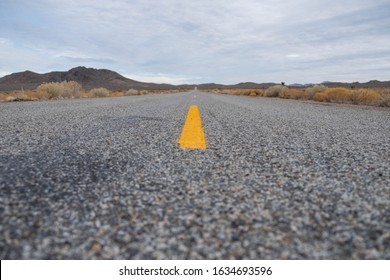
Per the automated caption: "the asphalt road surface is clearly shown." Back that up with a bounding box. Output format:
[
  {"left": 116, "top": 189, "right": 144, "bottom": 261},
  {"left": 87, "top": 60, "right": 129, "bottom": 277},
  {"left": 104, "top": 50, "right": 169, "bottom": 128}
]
[{"left": 1, "top": 91, "right": 389, "bottom": 259}]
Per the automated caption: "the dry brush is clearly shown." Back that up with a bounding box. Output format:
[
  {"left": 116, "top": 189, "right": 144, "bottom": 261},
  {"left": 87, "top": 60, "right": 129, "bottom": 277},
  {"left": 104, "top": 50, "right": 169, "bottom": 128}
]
[{"left": 207, "top": 85, "right": 390, "bottom": 107}]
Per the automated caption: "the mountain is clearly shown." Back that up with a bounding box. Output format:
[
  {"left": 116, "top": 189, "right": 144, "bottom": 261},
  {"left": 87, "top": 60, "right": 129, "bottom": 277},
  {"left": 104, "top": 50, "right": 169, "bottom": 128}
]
[
  {"left": 196, "top": 82, "right": 278, "bottom": 90},
  {"left": 0, "top": 67, "right": 280, "bottom": 91},
  {"left": 228, "top": 82, "right": 278, "bottom": 89},
  {"left": 322, "top": 80, "right": 390, "bottom": 88},
  {"left": 288, "top": 83, "right": 314, "bottom": 87},
  {"left": 0, "top": 67, "right": 177, "bottom": 91},
  {"left": 1, "top": 66, "right": 390, "bottom": 91}
]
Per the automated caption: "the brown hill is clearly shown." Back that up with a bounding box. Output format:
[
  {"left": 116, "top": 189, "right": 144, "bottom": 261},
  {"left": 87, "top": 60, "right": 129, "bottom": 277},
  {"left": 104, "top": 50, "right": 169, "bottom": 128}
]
[{"left": 0, "top": 66, "right": 177, "bottom": 91}]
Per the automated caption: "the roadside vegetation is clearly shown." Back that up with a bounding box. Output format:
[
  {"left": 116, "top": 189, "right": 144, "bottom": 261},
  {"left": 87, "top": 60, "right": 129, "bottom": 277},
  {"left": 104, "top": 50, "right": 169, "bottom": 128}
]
[
  {"left": 0, "top": 81, "right": 181, "bottom": 102},
  {"left": 207, "top": 85, "right": 390, "bottom": 107},
  {"left": 1, "top": 81, "right": 389, "bottom": 107}
]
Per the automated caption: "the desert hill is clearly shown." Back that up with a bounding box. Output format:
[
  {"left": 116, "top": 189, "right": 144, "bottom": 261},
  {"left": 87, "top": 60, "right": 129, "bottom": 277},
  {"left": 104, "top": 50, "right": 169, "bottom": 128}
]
[{"left": 0, "top": 67, "right": 176, "bottom": 91}]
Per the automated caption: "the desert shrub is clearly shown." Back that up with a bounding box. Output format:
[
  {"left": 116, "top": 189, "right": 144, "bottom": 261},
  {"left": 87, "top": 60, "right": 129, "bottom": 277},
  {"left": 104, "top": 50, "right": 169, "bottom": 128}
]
[
  {"left": 279, "top": 88, "right": 309, "bottom": 99},
  {"left": 238, "top": 89, "right": 251, "bottom": 96},
  {"left": 312, "top": 88, "right": 386, "bottom": 106},
  {"left": 313, "top": 88, "right": 351, "bottom": 103},
  {"left": 278, "top": 89, "right": 290, "bottom": 99},
  {"left": 126, "top": 89, "right": 139, "bottom": 96},
  {"left": 350, "top": 89, "right": 381, "bottom": 105},
  {"left": 313, "top": 91, "right": 329, "bottom": 102},
  {"left": 29, "top": 90, "right": 49, "bottom": 100},
  {"left": 37, "top": 82, "right": 63, "bottom": 99},
  {"left": 61, "top": 81, "right": 82, "bottom": 98},
  {"left": 225, "top": 90, "right": 235, "bottom": 95},
  {"left": 380, "top": 88, "right": 390, "bottom": 95},
  {"left": 249, "top": 89, "right": 257, "bottom": 96},
  {"left": 14, "top": 91, "right": 31, "bottom": 101},
  {"left": 216, "top": 89, "right": 262, "bottom": 96},
  {"left": 305, "top": 85, "right": 328, "bottom": 98},
  {"left": 324, "top": 87, "right": 352, "bottom": 103},
  {"left": 378, "top": 95, "right": 390, "bottom": 107},
  {"left": 0, "top": 90, "right": 46, "bottom": 102},
  {"left": 0, "top": 92, "right": 18, "bottom": 102},
  {"left": 90, "top": 87, "right": 110, "bottom": 97},
  {"left": 2, "top": 91, "right": 28, "bottom": 101},
  {"left": 37, "top": 81, "right": 82, "bottom": 99},
  {"left": 252, "top": 89, "right": 264, "bottom": 96},
  {"left": 265, "top": 85, "right": 288, "bottom": 97},
  {"left": 242, "top": 89, "right": 263, "bottom": 96}
]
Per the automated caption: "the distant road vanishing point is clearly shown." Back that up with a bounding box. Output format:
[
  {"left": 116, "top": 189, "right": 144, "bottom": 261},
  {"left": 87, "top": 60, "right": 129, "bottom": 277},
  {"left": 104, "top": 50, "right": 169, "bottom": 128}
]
[{"left": 1, "top": 90, "right": 389, "bottom": 259}]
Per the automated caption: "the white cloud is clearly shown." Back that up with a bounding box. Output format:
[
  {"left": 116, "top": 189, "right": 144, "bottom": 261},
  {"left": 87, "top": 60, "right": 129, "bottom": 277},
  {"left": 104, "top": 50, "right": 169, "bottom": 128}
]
[
  {"left": 0, "top": 37, "right": 12, "bottom": 46},
  {"left": 0, "top": 71, "right": 11, "bottom": 78},
  {"left": 286, "top": 54, "right": 301, "bottom": 59},
  {"left": 1, "top": 0, "right": 390, "bottom": 84}
]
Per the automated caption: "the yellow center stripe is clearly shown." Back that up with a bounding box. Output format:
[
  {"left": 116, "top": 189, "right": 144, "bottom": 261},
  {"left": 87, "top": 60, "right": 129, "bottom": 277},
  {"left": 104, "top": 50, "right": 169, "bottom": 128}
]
[{"left": 178, "top": 105, "right": 207, "bottom": 149}]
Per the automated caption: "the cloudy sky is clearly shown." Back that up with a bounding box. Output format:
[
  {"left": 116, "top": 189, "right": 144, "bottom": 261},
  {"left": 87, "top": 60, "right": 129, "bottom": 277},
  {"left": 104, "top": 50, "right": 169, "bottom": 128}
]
[{"left": 0, "top": 0, "right": 389, "bottom": 84}]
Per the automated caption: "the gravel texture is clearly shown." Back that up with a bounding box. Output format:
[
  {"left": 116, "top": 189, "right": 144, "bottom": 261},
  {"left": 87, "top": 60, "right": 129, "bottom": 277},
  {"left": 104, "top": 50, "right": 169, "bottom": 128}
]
[{"left": 1, "top": 91, "right": 389, "bottom": 259}]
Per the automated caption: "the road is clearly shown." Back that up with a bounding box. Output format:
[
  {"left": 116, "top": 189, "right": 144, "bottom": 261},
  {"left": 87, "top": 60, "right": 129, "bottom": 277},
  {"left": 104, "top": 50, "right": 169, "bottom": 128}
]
[{"left": 1, "top": 91, "right": 389, "bottom": 259}]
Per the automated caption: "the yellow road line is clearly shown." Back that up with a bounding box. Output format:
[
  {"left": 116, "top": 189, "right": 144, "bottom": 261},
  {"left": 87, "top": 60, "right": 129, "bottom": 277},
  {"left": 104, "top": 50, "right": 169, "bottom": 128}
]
[{"left": 178, "top": 105, "right": 207, "bottom": 149}]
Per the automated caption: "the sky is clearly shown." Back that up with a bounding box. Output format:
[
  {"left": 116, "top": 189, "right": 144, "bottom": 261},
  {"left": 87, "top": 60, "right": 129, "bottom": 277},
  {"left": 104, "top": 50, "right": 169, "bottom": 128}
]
[{"left": 0, "top": 0, "right": 389, "bottom": 85}]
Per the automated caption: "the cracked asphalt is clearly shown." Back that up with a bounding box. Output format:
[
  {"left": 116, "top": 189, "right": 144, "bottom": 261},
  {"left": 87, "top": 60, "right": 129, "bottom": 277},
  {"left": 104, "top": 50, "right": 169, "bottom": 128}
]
[{"left": 1, "top": 91, "right": 389, "bottom": 259}]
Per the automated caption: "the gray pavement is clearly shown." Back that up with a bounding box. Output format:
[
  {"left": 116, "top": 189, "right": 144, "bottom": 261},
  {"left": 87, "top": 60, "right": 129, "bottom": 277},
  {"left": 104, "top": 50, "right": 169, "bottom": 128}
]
[{"left": 1, "top": 91, "right": 389, "bottom": 259}]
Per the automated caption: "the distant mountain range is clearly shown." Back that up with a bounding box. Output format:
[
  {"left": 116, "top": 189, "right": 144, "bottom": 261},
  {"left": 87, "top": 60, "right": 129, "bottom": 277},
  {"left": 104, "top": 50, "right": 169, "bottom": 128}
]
[
  {"left": 0, "top": 66, "right": 389, "bottom": 91},
  {"left": 320, "top": 80, "right": 390, "bottom": 88},
  {"left": 289, "top": 80, "right": 390, "bottom": 88}
]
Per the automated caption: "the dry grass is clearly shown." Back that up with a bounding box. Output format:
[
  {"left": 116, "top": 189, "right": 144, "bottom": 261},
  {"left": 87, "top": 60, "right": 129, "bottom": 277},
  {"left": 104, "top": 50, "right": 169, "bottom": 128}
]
[
  {"left": 2, "top": 83, "right": 389, "bottom": 108},
  {"left": 90, "top": 87, "right": 110, "bottom": 97},
  {"left": 313, "top": 87, "right": 383, "bottom": 105},
  {"left": 313, "top": 91, "right": 329, "bottom": 102},
  {"left": 350, "top": 89, "right": 381, "bottom": 105},
  {"left": 37, "top": 81, "right": 82, "bottom": 99},
  {"left": 326, "top": 87, "right": 352, "bottom": 103},
  {"left": 279, "top": 88, "right": 309, "bottom": 99},
  {"left": 264, "top": 85, "right": 289, "bottom": 97},
  {"left": 0, "top": 90, "right": 49, "bottom": 102},
  {"left": 208, "top": 89, "right": 264, "bottom": 96},
  {"left": 305, "top": 85, "right": 328, "bottom": 98},
  {"left": 109, "top": 91, "right": 126, "bottom": 97},
  {"left": 0, "top": 85, "right": 183, "bottom": 103},
  {"left": 379, "top": 95, "right": 390, "bottom": 107},
  {"left": 205, "top": 86, "right": 390, "bottom": 107},
  {"left": 126, "top": 89, "right": 139, "bottom": 96},
  {"left": 377, "top": 88, "right": 390, "bottom": 107}
]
